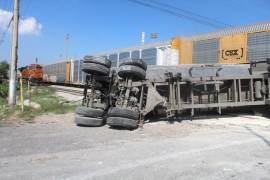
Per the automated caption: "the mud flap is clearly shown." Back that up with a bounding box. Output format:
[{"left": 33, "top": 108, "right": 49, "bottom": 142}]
[{"left": 143, "top": 84, "right": 165, "bottom": 115}]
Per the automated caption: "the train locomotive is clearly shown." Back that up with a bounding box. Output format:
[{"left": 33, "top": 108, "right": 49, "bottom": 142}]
[{"left": 19, "top": 64, "right": 43, "bottom": 82}]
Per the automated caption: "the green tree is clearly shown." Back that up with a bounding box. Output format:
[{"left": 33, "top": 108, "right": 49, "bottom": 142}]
[{"left": 0, "top": 61, "right": 9, "bottom": 80}]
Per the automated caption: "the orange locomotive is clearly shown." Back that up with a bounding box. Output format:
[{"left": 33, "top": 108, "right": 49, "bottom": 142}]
[{"left": 20, "top": 64, "right": 43, "bottom": 82}]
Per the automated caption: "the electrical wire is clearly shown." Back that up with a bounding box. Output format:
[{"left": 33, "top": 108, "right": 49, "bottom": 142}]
[
  {"left": 2, "top": 0, "right": 13, "bottom": 11},
  {"left": 146, "top": 0, "right": 231, "bottom": 27},
  {"left": 0, "top": 0, "right": 14, "bottom": 46},
  {"left": 22, "top": 0, "right": 31, "bottom": 17},
  {"left": 128, "top": 0, "right": 231, "bottom": 28},
  {"left": 0, "top": 0, "right": 30, "bottom": 46},
  {"left": 7, "top": 0, "right": 13, "bottom": 11},
  {"left": 0, "top": 15, "right": 13, "bottom": 46},
  {"left": 1, "top": 0, "right": 8, "bottom": 10}
]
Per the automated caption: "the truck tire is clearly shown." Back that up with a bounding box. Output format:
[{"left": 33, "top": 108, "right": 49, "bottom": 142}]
[
  {"left": 75, "top": 106, "right": 104, "bottom": 118},
  {"left": 94, "top": 76, "right": 110, "bottom": 82},
  {"left": 120, "top": 59, "right": 147, "bottom": 70},
  {"left": 266, "top": 58, "right": 270, "bottom": 65},
  {"left": 107, "top": 117, "right": 138, "bottom": 129},
  {"left": 118, "top": 65, "right": 146, "bottom": 81},
  {"left": 252, "top": 106, "right": 270, "bottom": 117},
  {"left": 82, "top": 63, "right": 109, "bottom": 76},
  {"left": 75, "top": 116, "right": 104, "bottom": 126},
  {"left": 84, "top": 56, "right": 111, "bottom": 68},
  {"left": 108, "top": 107, "right": 139, "bottom": 120},
  {"left": 267, "top": 66, "right": 270, "bottom": 72},
  {"left": 91, "top": 81, "right": 103, "bottom": 90},
  {"left": 92, "top": 102, "right": 108, "bottom": 110}
]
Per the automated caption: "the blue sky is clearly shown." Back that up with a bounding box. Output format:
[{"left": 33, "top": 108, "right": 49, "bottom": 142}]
[{"left": 0, "top": 0, "right": 270, "bottom": 66}]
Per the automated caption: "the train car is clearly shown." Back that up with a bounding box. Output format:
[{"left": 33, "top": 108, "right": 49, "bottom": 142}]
[
  {"left": 20, "top": 64, "right": 43, "bottom": 81},
  {"left": 43, "top": 22, "right": 270, "bottom": 86},
  {"left": 43, "top": 59, "right": 85, "bottom": 85},
  {"left": 90, "top": 22, "right": 270, "bottom": 65},
  {"left": 91, "top": 40, "right": 177, "bottom": 66},
  {"left": 174, "top": 22, "right": 270, "bottom": 64}
]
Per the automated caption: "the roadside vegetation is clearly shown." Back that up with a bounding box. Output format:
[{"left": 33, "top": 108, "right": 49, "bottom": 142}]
[
  {"left": 0, "top": 61, "right": 78, "bottom": 125},
  {"left": 0, "top": 61, "right": 9, "bottom": 107},
  {"left": 0, "top": 86, "right": 79, "bottom": 125},
  {"left": 0, "top": 61, "right": 9, "bottom": 81}
]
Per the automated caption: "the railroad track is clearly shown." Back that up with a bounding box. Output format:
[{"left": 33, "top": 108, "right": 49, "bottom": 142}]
[{"left": 51, "top": 85, "right": 84, "bottom": 96}]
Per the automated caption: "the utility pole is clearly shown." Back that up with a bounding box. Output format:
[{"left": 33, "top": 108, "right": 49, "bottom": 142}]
[
  {"left": 64, "top": 34, "right": 70, "bottom": 60},
  {"left": 8, "top": 0, "right": 19, "bottom": 106},
  {"left": 141, "top": 31, "right": 145, "bottom": 45}
]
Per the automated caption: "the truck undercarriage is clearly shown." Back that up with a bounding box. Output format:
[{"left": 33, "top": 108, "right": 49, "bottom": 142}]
[{"left": 75, "top": 56, "right": 270, "bottom": 129}]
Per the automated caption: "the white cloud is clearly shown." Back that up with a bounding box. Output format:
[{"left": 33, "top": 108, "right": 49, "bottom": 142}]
[
  {"left": 0, "top": 9, "right": 12, "bottom": 28},
  {"left": 0, "top": 9, "right": 42, "bottom": 36},
  {"left": 19, "top": 17, "right": 42, "bottom": 35}
]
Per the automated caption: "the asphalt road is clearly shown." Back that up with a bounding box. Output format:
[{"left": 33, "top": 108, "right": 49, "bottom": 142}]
[{"left": 1, "top": 113, "right": 270, "bottom": 180}]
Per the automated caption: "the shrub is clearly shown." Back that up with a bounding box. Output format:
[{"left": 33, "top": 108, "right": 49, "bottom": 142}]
[
  {"left": 0, "top": 61, "right": 9, "bottom": 80},
  {"left": 0, "top": 82, "right": 8, "bottom": 98}
]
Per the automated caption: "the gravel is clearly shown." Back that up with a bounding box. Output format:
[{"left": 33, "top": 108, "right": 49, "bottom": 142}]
[{"left": 0, "top": 113, "right": 270, "bottom": 180}]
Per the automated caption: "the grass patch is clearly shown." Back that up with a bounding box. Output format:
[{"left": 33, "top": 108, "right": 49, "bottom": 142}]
[
  {"left": 0, "top": 82, "right": 9, "bottom": 98},
  {"left": 0, "top": 97, "right": 6, "bottom": 106},
  {"left": 32, "top": 87, "right": 78, "bottom": 114},
  {"left": 0, "top": 86, "right": 79, "bottom": 124}
]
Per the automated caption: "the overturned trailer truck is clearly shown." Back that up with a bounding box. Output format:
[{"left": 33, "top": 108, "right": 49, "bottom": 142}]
[{"left": 74, "top": 56, "right": 270, "bottom": 129}]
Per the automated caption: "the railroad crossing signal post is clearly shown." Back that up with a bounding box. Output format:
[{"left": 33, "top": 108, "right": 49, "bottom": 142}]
[{"left": 8, "top": 0, "right": 19, "bottom": 106}]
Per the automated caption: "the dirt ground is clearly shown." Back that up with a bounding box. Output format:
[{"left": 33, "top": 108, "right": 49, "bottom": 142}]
[{"left": 1, "top": 112, "right": 270, "bottom": 180}]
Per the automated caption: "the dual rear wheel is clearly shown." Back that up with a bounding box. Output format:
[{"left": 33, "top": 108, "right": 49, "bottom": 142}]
[
  {"left": 118, "top": 59, "right": 147, "bottom": 81},
  {"left": 75, "top": 106, "right": 105, "bottom": 127},
  {"left": 76, "top": 58, "right": 145, "bottom": 129},
  {"left": 74, "top": 106, "right": 140, "bottom": 129},
  {"left": 82, "top": 57, "right": 146, "bottom": 81},
  {"left": 82, "top": 56, "right": 111, "bottom": 76},
  {"left": 107, "top": 107, "right": 139, "bottom": 129},
  {"left": 76, "top": 56, "right": 111, "bottom": 127}
]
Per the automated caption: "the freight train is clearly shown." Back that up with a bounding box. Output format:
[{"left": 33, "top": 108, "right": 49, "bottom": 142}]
[
  {"left": 42, "top": 59, "right": 83, "bottom": 84},
  {"left": 42, "top": 22, "right": 270, "bottom": 85},
  {"left": 19, "top": 64, "right": 43, "bottom": 81}
]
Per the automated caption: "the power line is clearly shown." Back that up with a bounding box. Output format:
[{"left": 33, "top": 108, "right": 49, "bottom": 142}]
[
  {"left": 0, "top": 0, "right": 31, "bottom": 46},
  {"left": 128, "top": 0, "right": 230, "bottom": 28},
  {"left": 8, "top": 0, "right": 13, "bottom": 10},
  {"left": 22, "top": 0, "right": 31, "bottom": 17},
  {"left": 128, "top": 0, "right": 221, "bottom": 28},
  {"left": 1, "top": 0, "right": 8, "bottom": 10},
  {"left": 0, "top": 15, "right": 14, "bottom": 46},
  {"left": 147, "top": 0, "right": 231, "bottom": 27},
  {"left": 1, "top": 0, "right": 13, "bottom": 11},
  {"left": 4, "top": 0, "right": 13, "bottom": 11},
  {"left": 0, "top": 0, "right": 15, "bottom": 46}
]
